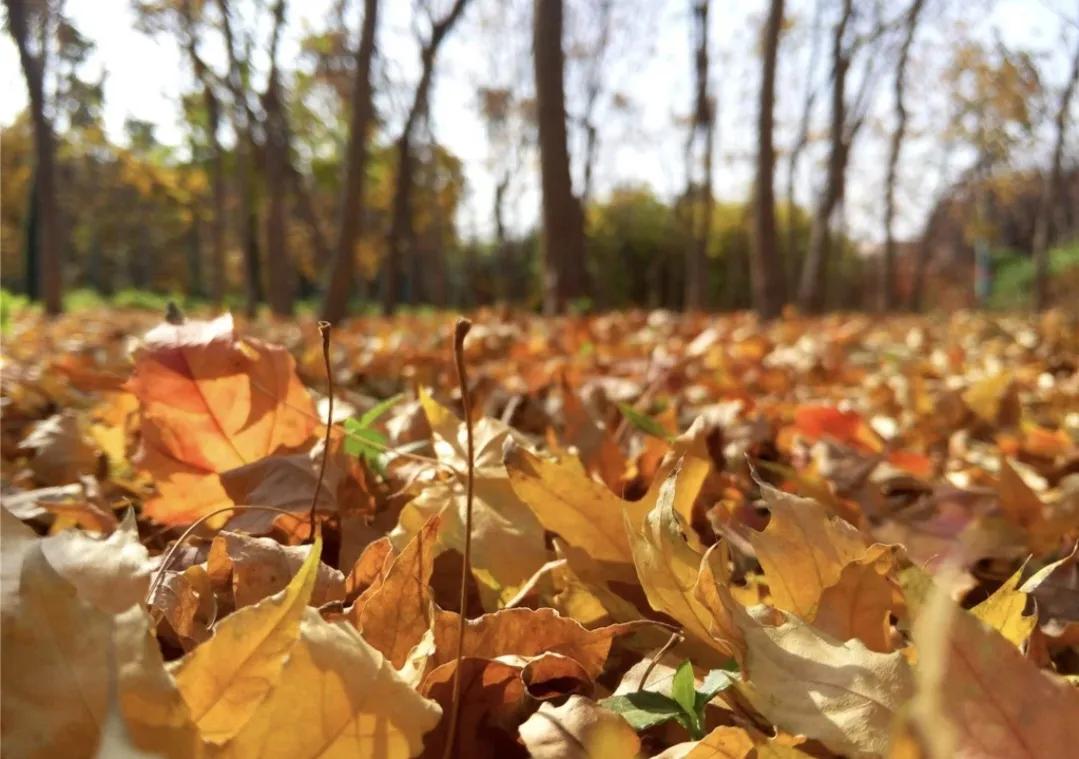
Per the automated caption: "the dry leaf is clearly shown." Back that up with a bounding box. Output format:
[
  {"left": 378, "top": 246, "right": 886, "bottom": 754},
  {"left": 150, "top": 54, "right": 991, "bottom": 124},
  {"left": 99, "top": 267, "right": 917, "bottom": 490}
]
[
  {"left": 749, "top": 484, "right": 868, "bottom": 619},
  {"left": 909, "top": 572, "right": 1079, "bottom": 758},
  {"left": 207, "top": 531, "right": 344, "bottom": 609},
  {"left": 20, "top": 410, "right": 99, "bottom": 485},
  {"left": 171, "top": 535, "right": 322, "bottom": 743},
  {"left": 128, "top": 314, "right": 317, "bottom": 524},
  {"left": 519, "top": 695, "right": 641, "bottom": 759},
  {"left": 351, "top": 514, "right": 441, "bottom": 669},
  {"left": 219, "top": 609, "right": 441, "bottom": 758}
]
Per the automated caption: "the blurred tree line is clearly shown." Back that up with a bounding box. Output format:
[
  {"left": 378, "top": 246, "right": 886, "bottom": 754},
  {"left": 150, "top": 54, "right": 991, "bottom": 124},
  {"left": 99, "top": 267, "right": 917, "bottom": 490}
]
[{"left": 3, "top": 0, "right": 1078, "bottom": 318}]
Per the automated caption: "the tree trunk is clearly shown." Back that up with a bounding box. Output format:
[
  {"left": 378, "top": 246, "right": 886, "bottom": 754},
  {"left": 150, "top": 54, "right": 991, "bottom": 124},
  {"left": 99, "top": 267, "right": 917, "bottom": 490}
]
[
  {"left": 784, "top": 0, "right": 822, "bottom": 292},
  {"left": 881, "top": 0, "right": 925, "bottom": 312},
  {"left": 180, "top": 0, "right": 227, "bottom": 305},
  {"left": 797, "top": 0, "right": 853, "bottom": 313},
  {"left": 751, "top": 0, "right": 787, "bottom": 320},
  {"left": 7, "top": 0, "right": 63, "bottom": 314},
  {"left": 321, "top": 0, "right": 380, "bottom": 323},
  {"left": 262, "top": 0, "right": 295, "bottom": 316},
  {"left": 685, "top": 0, "right": 713, "bottom": 312},
  {"left": 1033, "top": 37, "right": 1079, "bottom": 311},
  {"left": 217, "top": 0, "right": 263, "bottom": 317},
  {"left": 534, "top": 0, "right": 588, "bottom": 315}
]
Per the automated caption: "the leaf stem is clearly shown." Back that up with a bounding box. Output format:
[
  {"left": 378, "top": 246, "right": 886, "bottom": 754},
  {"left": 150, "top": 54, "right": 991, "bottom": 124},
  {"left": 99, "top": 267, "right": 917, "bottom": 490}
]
[{"left": 443, "top": 318, "right": 473, "bottom": 759}]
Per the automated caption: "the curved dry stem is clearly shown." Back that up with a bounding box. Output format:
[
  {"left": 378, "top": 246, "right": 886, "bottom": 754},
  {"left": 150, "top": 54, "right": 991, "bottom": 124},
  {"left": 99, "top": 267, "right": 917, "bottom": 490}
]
[{"left": 309, "top": 321, "right": 333, "bottom": 539}]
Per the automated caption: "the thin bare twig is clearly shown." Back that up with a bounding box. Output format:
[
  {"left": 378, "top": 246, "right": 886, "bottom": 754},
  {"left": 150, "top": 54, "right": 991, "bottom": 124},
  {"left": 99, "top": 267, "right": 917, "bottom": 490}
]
[
  {"left": 637, "top": 629, "right": 685, "bottom": 693},
  {"left": 442, "top": 318, "right": 473, "bottom": 759},
  {"left": 309, "top": 321, "right": 333, "bottom": 539}
]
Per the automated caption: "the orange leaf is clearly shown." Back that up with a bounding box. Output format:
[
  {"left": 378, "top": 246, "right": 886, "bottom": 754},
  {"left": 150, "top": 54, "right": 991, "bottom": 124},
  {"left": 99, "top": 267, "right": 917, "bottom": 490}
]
[{"left": 127, "top": 315, "right": 317, "bottom": 524}]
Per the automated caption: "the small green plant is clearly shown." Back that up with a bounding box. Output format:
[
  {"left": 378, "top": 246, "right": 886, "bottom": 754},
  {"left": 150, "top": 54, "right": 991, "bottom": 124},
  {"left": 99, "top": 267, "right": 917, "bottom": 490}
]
[
  {"left": 342, "top": 394, "right": 403, "bottom": 474},
  {"left": 600, "top": 660, "right": 734, "bottom": 739},
  {"left": 617, "top": 402, "right": 672, "bottom": 442}
]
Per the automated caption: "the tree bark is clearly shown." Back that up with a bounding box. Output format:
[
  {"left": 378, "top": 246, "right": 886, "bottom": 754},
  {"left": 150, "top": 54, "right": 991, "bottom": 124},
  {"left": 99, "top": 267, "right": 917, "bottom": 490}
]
[
  {"left": 534, "top": 0, "right": 588, "bottom": 315},
  {"left": 1033, "top": 37, "right": 1079, "bottom": 311},
  {"left": 784, "top": 0, "right": 823, "bottom": 291},
  {"left": 797, "top": 0, "right": 853, "bottom": 313},
  {"left": 382, "top": 0, "right": 471, "bottom": 314},
  {"left": 217, "top": 0, "right": 263, "bottom": 316},
  {"left": 881, "top": 0, "right": 925, "bottom": 312},
  {"left": 320, "top": 0, "right": 380, "bottom": 323},
  {"left": 262, "top": 0, "right": 296, "bottom": 316},
  {"left": 7, "top": 0, "right": 63, "bottom": 314},
  {"left": 685, "top": 0, "right": 713, "bottom": 312},
  {"left": 751, "top": 0, "right": 787, "bottom": 320},
  {"left": 179, "top": 0, "right": 227, "bottom": 305}
]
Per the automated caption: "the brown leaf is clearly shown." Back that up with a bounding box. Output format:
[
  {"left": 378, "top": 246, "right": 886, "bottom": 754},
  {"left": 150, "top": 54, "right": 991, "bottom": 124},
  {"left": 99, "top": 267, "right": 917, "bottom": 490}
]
[
  {"left": 351, "top": 514, "right": 441, "bottom": 669},
  {"left": 519, "top": 695, "right": 641, "bottom": 759},
  {"left": 19, "top": 410, "right": 99, "bottom": 485},
  {"left": 207, "top": 531, "right": 344, "bottom": 609}
]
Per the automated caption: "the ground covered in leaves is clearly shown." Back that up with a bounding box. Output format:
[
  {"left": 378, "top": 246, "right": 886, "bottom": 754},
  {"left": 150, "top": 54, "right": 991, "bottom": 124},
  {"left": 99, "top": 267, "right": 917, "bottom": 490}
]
[{"left": 2, "top": 308, "right": 1079, "bottom": 758}]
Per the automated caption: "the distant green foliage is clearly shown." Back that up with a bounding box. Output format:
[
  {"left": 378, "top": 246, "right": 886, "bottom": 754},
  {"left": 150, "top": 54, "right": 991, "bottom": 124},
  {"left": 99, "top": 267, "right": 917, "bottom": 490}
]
[
  {"left": 0, "top": 288, "right": 34, "bottom": 333},
  {"left": 989, "top": 241, "right": 1079, "bottom": 309}
]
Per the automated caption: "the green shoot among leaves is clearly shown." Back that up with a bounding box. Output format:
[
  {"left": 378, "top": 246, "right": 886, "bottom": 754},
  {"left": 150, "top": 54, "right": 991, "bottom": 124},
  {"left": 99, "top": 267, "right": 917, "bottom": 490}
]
[
  {"left": 600, "top": 660, "right": 735, "bottom": 740},
  {"left": 343, "top": 394, "right": 403, "bottom": 474}
]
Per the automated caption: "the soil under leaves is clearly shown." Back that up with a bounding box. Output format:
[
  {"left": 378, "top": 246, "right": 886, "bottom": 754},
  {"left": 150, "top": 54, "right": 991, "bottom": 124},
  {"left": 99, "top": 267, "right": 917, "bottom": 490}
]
[{"left": 2, "top": 307, "right": 1079, "bottom": 758}]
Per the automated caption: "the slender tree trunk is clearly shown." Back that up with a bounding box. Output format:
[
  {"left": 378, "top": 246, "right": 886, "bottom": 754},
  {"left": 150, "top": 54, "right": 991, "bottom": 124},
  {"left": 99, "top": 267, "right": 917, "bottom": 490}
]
[
  {"left": 217, "top": 0, "right": 263, "bottom": 316},
  {"left": 534, "top": 0, "right": 587, "bottom": 314},
  {"left": 180, "top": 0, "right": 226, "bottom": 305},
  {"left": 751, "top": 0, "right": 787, "bottom": 320},
  {"left": 382, "top": 0, "right": 469, "bottom": 314},
  {"left": 797, "top": 0, "right": 853, "bottom": 312},
  {"left": 1033, "top": 37, "right": 1079, "bottom": 311},
  {"left": 685, "top": 0, "right": 713, "bottom": 311},
  {"left": 784, "top": 0, "right": 822, "bottom": 291},
  {"left": 881, "top": 0, "right": 925, "bottom": 312},
  {"left": 7, "top": 0, "right": 62, "bottom": 314},
  {"left": 320, "top": 0, "right": 379, "bottom": 323},
  {"left": 262, "top": 0, "right": 295, "bottom": 316}
]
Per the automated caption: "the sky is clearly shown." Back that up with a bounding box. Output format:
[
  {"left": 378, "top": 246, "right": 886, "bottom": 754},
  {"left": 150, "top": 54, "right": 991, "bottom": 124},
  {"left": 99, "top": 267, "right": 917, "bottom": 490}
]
[{"left": 2, "top": 0, "right": 1076, "bottom": 246}]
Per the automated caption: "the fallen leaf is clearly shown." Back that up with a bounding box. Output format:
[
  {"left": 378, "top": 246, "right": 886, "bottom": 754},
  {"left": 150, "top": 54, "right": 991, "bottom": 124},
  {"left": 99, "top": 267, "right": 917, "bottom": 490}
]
[
  {"left": 736, "top": 605, "right": 914, "bottom": 757},
  {"left": 908, "top": 570, "right": 1079, "bottom": 758},
  {"left": 207, "top": 531, "right": 344, "bottom": 609},
  {"left": 171, "top": 535, "right": 322, "bottom": 743},
  {"left": 626, "top": 468, "right": 734, "bottom": 665},
  {"left": 351, "top": 514, "right": 441, "bottom": 669},
  {"left": 749, "top": 484, "right": 868, "bottom": 619},
  {"left": 128, "top": 314, "right": 317, "bottom": 525},
  {"left": 505, "top": 442, "right": 634, "bottom": 570},
  {"left": 20, "top": 410, "right": 99, "bottom": 485},
  {"left": 519, "top": 695, "right": 641, "bottom": 759},
  {"left": 812, "top": 548, "right": 899, "bottom": 652},
  {"left": 430, "top": 606, "right": 625, "bottom": 679},
  {"left": 970, "top": 563, "right": 1035, "bottom": 647},
  {"left": 219, "top": 609, "right": 441, "bottom": 758},
  {"left": 420, "top": 657, "right": 529, "bottom": 758},
  {"left": 40, "top": 510, "right": 153, "bottom": 614}
]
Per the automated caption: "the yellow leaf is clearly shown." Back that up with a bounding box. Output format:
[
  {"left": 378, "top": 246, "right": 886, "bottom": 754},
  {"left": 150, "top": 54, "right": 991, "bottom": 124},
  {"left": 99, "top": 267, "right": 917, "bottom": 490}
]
[
  {"left": 812, "top": 548, "right": 899, "bottom": 652},
  {"left": 172, "top": 535, "right": 322, "bottom": 744},
  {"left": 681, "top": 725, "right": 755, "bottom": 758},
  {"left": 970, "top": 564, "right": 1035, "bottom": 647},
  {"left": 219, "top": 609, "right": 441, "bottom": 758},
  {"left": 626, "top": 467, "right": 734, "bottom": 665},
  {"left": 506, "top": 443, "right": 633, "bottom": 569},
  {"left": 749, "top": 484, "right": 867, "bottom": 619}
]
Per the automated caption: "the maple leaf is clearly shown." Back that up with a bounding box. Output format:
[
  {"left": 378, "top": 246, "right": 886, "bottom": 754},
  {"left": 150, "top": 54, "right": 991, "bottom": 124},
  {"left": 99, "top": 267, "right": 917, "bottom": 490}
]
[
  {"left": 127, "top": 314, "right": 317, "bottom": 525},
  {"left": 171, "top": 535, "right": 322, "bottom": 743}
]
